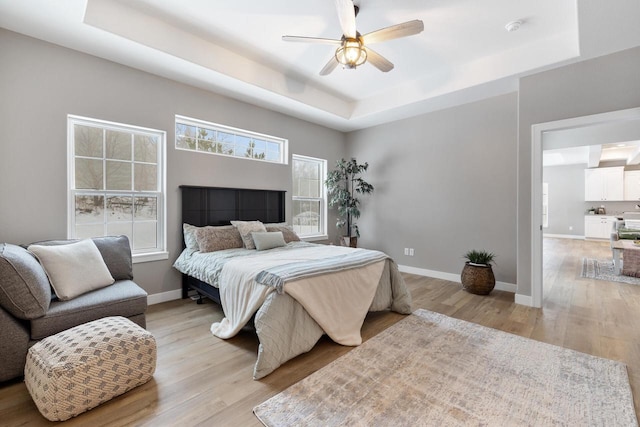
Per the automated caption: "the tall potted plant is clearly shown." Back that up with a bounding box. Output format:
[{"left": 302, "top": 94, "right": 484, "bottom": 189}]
[{"left": 325, "top": 158, "right": 374, "bottom": 247}]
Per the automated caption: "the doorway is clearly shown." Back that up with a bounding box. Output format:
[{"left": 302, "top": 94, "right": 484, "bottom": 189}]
[{"left": 530, "top": 107, "right": 640, "bottom": 307}]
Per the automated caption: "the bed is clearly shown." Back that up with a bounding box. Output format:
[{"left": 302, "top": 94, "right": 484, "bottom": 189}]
[{"left": 174, "top": 185, "right": 412, "bottom": 379}]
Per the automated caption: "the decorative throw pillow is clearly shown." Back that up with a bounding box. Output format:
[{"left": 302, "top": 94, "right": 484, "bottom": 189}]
[
  {"left": 252, "top": 231, "right": 287, "bottom": 251},
  {"left": 28, "top": 239, "right": 115, "bottom": 301},
  {"left": 91, "top": 235, "right": 133, "bottom": 280},
  {"left": 195, "top": 225, "right": 244, "bottom": 253},
  {"left": 183, "top": 223, "right": 200, "bottom": 251},
  {"left": 265, "top": 223, "right": 301, "bottom": 243},
  {"left": 0, "top": 243, "right": 51, "bottom": 319},
  {"left": 27, "top": 236, "right": 133, "bottom": 281},
  {"left": 230, "top": 220, "right": 267, "bottom": 250}
]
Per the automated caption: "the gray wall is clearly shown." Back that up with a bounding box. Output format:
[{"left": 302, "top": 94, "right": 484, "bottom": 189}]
[
  {"left": 543, "top": 165, "right": 586, "bottom": 236},
  {"left": 4, "top": 28, "right": 640, "bottom": 301},
  {"left": 0, "top": 29, "right": 346, "bottom": 297},
  {"left": 346, "top": 93, "right": 518, "bottom": 284},
  {"left": 518, "top": 45, "right": 640, "bottom": 296}
]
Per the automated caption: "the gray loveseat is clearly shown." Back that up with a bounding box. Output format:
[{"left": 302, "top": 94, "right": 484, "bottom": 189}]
[{"left": 0, "top": 235, "right": 148, "bottom": 382}]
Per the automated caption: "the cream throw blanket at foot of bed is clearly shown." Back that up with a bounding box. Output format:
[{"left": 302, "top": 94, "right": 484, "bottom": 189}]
[
  {"left": 283, "top": 260, "right": 384, "bottom": 346},
  {"left": 211, "top": 255, "right": 384, "bottom": 346}
]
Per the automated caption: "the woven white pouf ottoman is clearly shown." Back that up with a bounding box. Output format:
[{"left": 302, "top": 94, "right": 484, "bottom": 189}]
[{"left": 24, "top": 316, "right": 156, "bottom": 422}]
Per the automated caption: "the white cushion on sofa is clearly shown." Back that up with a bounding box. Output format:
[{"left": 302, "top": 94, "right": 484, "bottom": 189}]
[{"left": 28, "top": 239, "right": 115, "bottom": 301}]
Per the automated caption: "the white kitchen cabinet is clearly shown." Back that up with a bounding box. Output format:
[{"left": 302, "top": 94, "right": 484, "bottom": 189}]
[
  {"left": 624, "top": 170, "right": 640, "bottom": 201},
  {"left": 584, "top": 167, "right": 624, "bottom": 201},
  {"left": 584, "top": 215, "right": 616, "bottom": 239}
]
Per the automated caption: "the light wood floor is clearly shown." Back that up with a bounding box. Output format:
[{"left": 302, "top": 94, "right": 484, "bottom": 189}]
[{"left": 1, "top": 237, "right": 639, "bottom": 425}]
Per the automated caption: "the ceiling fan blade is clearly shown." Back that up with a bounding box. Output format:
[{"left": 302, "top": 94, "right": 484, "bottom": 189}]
[
  {"left": 334, "top": 0, "right": 357, "bottom": 38},
  {"left": 282, "top": 35, "right": 342, "bottom": 45},
  {"left": 364, "top": 47, "right": 394, "bottom": 72},
  {"left": 319, "top": 57, "right": 339, "bottom": 76},
  {"left": 362, "top": 20, "right": 424, "bottom": 44}
]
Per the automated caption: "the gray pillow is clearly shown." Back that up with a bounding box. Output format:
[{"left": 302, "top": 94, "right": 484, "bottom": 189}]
[
  {"left": 0, "top": 243, "right": 51, "bottom": 319},
  {"left": 251, "top": 231, "right": 287, "bottom": 251},
  {"left": 27, "top": 236, "right": 133, "bottom": 281},
  {"left": 92, "top": 236, "right": 133, "bottom": 280}
]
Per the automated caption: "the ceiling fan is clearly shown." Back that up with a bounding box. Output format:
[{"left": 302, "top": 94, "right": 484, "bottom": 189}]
[{"left": 282, "top": 0, "right": 424, "bottom": 75}]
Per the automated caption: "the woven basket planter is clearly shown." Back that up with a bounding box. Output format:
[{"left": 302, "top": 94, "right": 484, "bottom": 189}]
[{"left": 461, "top": 262, "right": 495, "bottom": 295}]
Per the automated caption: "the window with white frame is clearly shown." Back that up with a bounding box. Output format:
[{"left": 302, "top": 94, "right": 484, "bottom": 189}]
[
  {"left": 175, "top": 115, "right": 287, "bottom": 164},
  {"left": 68, "top": 115, "right": 167, "bottom": 261},
  {"left": 292, "top": 154, "right": 327, "bottom": 239}
]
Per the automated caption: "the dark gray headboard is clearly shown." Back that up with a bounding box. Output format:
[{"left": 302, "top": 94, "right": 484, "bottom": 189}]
[{"left": 179, "top": 185, "right": 286, "bottom": 227}]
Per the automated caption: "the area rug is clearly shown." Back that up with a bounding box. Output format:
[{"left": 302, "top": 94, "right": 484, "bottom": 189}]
[
  {"left": 581, "top": 258, "right": 640, "bottom": 286},
  {"left": 254, "top": 309, "right": 637, "bottom": 427}
]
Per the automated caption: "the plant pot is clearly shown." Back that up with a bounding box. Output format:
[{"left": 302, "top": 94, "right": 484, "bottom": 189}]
[
  {"left": 461, "top": 262, "right": 495, "bottom": 295},
  {"left": 341, "top": 236, "right": 358, "bottom": 248}
]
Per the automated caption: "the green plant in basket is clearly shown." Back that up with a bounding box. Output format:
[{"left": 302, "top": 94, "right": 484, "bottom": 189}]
[
  {"left": 463, "top": 250, "right": 496, "bottom": 266},
  {"left": 461, "top": 250, "right": 496, "bottom": 295}
]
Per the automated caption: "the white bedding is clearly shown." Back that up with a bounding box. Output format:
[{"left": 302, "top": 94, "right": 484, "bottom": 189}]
[{"left": 173, "top": 242, "right": 412, "bottom": 378}]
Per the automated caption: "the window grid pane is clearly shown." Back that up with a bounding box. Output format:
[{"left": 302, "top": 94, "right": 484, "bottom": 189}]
[
  {"left": 106, "top": 196, "right": 132, "bottom": 222},
  {"left": 75, "top": 158, "right": 104, "bottom": 190},
  {"left": 74, "top": 125, "right": 103, "bottom": 158},
  {"left": 105, "top": 130, "right": 132, "bottom": 161},
  {"left": 175, "top": 116, "right": 287, "bottom": 165},
  {"left": 75, "top": 195, "right": 104, "bottom": 224},
  {"left": 134, "top": 196, "right": 157, "bottom": 220},
  {"left": 134, "top": 135, "right": 158, "bottom": 163},
  {"left": 106, "top": 160, "right": 132, "bottom": 191},
  {"left": 292, "top": 200, "right": 321, "bottom": 236}
]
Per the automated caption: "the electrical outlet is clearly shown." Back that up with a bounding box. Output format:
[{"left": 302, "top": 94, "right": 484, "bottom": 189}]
[
  {"left": 404, "top": 248, "right": 409, "bottom": 255},
  {"left": 409, "top": 248, "right": 414, "bottom": 256}
]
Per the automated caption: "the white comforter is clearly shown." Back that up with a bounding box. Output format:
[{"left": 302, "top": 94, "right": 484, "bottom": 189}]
[
  {"left": 174, "top": 242, "right": 412, "bottom": 378},
  {"left": 212, "top": 244, "right": 385, "bottom": 345}
]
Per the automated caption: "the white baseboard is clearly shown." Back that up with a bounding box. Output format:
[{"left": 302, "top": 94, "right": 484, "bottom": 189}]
[
  {"left": 494, "top": 282, "right": 517, "bottom": 293},
  {"left": 543, "top": 233, "right": 584, "bottom": 240},
  {"left": 398, "top": 265, "right": 516, "bottom": 293},
  {"left": 147, "top": 289, "right": 182, "bottom": 305},
  {"left": 399, "top": 265, "right": 459, "bottom": 282},
  {"left": 150, "top": 265, "right": 521, "bottom": 305},
  {"left": 514, "top": 293, "right": 534, "bottom": 307}
]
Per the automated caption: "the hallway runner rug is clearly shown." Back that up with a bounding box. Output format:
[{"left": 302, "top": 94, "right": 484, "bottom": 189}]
[{"left": 254, "top": 309, "right": 637, "bottom": 426}]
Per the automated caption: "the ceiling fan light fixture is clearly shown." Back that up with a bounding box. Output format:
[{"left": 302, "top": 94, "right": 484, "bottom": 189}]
[{"left": 335, "top": 38, "right": 367, "bottom": 68}]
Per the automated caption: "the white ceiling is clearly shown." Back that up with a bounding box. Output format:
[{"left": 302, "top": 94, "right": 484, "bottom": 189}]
[
  {"left": 544, "top": 142, "right": 640, "bottom": 167},
  {"left": 543, "top": 114, "right": 640, "bottom": 167},
  {"left": 2, "top": 0, "right": 640, "bottom": 131}
]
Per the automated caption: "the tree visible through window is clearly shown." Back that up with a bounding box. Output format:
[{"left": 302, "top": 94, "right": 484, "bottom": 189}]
[
  {"left": 292, "top": 155, "right": 327, "bottom": 238},
  {"left": 175, "top": 115, "right": 287, "bottom": 164},
  {"left": 68, "top": 115, "right": 166, "bottom": 260}
]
